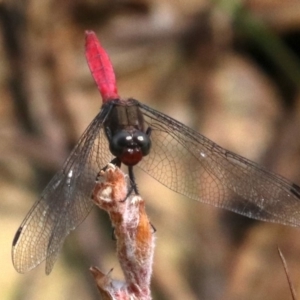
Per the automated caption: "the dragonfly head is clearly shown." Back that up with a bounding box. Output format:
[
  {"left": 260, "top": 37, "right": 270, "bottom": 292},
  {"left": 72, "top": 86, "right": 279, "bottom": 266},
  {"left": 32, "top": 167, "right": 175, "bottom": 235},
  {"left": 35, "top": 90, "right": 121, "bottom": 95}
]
[{"left": 109, "top": 129, "right": 151, "bottom": 166}]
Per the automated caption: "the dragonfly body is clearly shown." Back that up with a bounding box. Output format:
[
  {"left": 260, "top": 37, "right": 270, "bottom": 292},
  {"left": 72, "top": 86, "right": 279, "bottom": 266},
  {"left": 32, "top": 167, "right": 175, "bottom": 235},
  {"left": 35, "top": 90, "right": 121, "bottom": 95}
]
[{"left": 12, "top": 31, "right": 300, "bottom": 274}]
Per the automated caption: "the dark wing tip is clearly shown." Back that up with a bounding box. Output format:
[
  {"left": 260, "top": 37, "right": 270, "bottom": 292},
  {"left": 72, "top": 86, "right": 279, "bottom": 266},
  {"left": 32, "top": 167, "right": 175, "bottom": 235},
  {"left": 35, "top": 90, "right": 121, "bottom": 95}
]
[{"left": 12, "top": 226, "right": 23, "bottom": 247}]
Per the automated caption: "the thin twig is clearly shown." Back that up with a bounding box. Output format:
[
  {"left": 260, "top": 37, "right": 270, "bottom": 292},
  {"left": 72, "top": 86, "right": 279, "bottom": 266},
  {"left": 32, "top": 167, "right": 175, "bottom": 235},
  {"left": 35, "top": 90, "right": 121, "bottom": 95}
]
[{"left": 277, "top": 247, "right": 297, "bottom": 300}]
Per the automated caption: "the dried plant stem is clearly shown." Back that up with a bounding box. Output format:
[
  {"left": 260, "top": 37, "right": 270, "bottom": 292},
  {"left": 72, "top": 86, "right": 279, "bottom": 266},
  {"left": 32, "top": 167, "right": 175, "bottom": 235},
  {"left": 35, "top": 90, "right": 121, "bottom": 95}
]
[{"left": 90, "top": 164, "right": 154, "bottom": 299}]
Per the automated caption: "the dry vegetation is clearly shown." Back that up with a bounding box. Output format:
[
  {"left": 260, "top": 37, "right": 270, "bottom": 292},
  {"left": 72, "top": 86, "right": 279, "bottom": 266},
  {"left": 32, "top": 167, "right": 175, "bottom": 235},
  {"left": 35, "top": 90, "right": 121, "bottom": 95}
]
[{"left": 2, "top": 0, "right": 300, "bottom": 299}]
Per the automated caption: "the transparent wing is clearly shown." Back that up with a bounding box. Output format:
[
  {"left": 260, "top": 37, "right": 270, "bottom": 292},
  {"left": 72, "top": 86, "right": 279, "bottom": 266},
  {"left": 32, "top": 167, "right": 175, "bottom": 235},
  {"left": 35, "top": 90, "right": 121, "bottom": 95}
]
[
  {"left": 12, "top": 106, "right": 113, "bottom": 274},
  {"left": 138, "top": 102, "right": 300, "bottom": 227}
]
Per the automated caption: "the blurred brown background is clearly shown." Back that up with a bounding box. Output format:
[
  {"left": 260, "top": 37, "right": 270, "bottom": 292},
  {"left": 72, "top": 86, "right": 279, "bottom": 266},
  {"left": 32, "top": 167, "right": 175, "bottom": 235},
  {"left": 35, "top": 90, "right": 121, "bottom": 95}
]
[{"left": 2, "top": 0, "right": 300, "bottom": 299}]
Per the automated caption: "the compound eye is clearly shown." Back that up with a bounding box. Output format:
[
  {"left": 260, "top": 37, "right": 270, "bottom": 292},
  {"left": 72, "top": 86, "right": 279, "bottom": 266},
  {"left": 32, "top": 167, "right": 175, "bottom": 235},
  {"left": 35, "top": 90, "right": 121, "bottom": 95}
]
[
  {"left": 109, "top": 130, "right": 132, "bottom": 157},
  {"left": 133, "top": 131, "right": 151, "bottom": 156}
]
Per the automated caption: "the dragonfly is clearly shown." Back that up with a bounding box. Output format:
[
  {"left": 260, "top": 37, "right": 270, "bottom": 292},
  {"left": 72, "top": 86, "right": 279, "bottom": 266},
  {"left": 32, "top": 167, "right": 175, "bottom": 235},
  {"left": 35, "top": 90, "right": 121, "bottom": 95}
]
[{"left": 12, "top": 30, "right": 300, "bottom": 275}]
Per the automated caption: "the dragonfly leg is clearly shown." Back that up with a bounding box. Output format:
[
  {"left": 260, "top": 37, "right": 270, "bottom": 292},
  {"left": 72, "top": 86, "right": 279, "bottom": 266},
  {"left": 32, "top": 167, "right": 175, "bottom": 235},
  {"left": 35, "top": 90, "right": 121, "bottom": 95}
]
[
  {"left": 111, "top": 227, "right": 117, "bottom": 241},
  {"left": 150, "top": 223, "right": 156, "bottom": 233},
  {"left": 96, "top": 158, "right": 121, "bottom": 180},
  {"left": 128, "top": 166, "right": 139, "bottom": 195},
  {"left": 146, "top": 126, "right": 152, "bottom": 136},
  {"left": 119, "top": 166, "right": 138, "bottom": 203}
]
